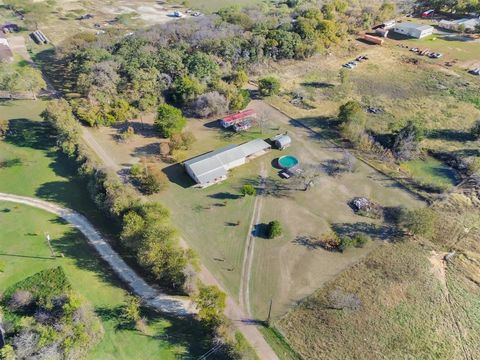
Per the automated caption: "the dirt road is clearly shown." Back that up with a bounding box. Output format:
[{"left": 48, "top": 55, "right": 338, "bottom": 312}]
[
  {"left": 0, "top": 192, "right": 195, "bottom": 316},
  {"left": 79, "top": 128, "right": 279, "bottom": 359},
  {"left": 240, "top": 163, "right": 267, "bottom": 317}
]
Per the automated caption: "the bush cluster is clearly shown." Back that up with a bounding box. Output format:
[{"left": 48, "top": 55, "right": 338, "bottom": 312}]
[{"left": 1, "top": 268, "right": 103, "bottom": 360}]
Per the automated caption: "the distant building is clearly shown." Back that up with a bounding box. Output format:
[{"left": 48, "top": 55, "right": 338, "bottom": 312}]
[
  {"left": 439, "top": 18, "right": 480, "bottom": 32},
  {"left": 184, "top": 139, "right": 271, "bottom": 188},
  {"left": 0, "top": 34, "right": 14, "bottom": 63},
  {"left": 393, "top": 22, "right": 434, "bottom": 39}
]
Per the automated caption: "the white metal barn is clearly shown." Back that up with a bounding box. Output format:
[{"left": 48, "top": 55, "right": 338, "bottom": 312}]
[
  {"left": 393, "top": 22, "right": 434, "bottom": 38},
  {"left": 184, "top": 139, "right": 271, "bottom": 188}
]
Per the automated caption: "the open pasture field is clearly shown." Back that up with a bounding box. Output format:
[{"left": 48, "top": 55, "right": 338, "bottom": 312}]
[
  {"left": 263, "top": 38, "right": 480, "bottom": 190},
  {"left": 82, "top": 96, "right": 425, "bottom": 321},
  {"left": 0, "top": 0, "right": 186, "bottom": 45},
  {"left": 245, "top": 101, "right": 424, "bottom": 318},
  {"left": 276, "top": 240, "right": 480, "bottom": 359},
  {"left": 0, "top": 202, "right": 212, "bottom": 360}
]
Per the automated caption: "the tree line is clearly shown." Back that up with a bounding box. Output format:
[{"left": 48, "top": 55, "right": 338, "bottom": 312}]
[
  {"left": 40, "top": 100, "right": 255, "bottom": 359},
  {"left": 53, "top": 0, "right": 397, "bottom": 131}
]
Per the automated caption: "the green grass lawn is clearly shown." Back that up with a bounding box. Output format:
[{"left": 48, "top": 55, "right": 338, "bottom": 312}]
[
  {"left": 156, "top": 161, "right": 258, "bottom": 300},
  {"left": 0, "top": 202, "right": 212, "bottom": 359},
  {"left": 397, "top": 33, "right": 480, "bottom": 62},
  {"left": 0, "top": 100, "right": 215, "bottom": 359},
  {"left": 400, "top": 157, "right": 458, "bottom": 190}
]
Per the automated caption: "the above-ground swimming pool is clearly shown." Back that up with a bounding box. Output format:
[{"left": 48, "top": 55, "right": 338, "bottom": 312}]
[{"left": 278, "top": 155, "right": 299, "bottom": 169}]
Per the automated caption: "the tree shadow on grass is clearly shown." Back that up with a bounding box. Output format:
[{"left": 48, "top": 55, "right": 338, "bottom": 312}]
[
  {"left": 49, "top": 226, "right": 125, "bottom": 289},
  {"left": 289, "top": 116, "right": 341, "bottom": 142},
  {"left": 242, "top": 177, "right": 295, "bottom": 199},
  {"left": 331, "top": 222, "right": 402, "bottom": 241},
  {"left": 301, "top": 82, "right": 335, "bottom": 89},
  {"left": 4, "top": 118, "right": 55, "bottom": 150},
  {"left": 94, "top": 306, "right": 220, "bottom": 357},
  {"left": 208, "top": 192, "right": 240, "bottom": 200},
  {"left": 426, "top": 129, "right": 475, "bottom": 142},
  {"left": 253, "top": 223, "right": 270, "bottom": 239},
  {"left": 131, "top": 142, "right": 161, "bottom": 158}
]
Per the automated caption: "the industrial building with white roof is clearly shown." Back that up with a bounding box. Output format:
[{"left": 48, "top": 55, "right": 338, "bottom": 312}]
[{"left": 184, "top": 138, "right": 271, "bottom": 187}]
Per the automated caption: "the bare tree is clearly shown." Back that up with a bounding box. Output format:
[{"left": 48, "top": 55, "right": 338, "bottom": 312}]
[
  {"left": 328, "top": 289, "right": 362, "bottom": 311},
  {"left": 13, "top": 330, "right": 39, "bottom": 359},
  {"left": 340, "top": 150, "right": 357, "bottom": 173},
  {"left": 191, "top": 91, "right": 228, "bottom": 118},
  {"left": 8, "top": 290, "right": 33, "bottom": 310},
  {"left": 294, "top": 164, "right": 323, "bottom": 191}
]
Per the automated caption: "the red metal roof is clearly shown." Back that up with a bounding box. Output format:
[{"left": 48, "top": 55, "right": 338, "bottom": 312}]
[{"left": 222, "top": 109, "right": 256, "bottom": 123}]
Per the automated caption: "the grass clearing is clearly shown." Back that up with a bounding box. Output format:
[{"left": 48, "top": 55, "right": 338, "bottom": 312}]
[
  {"left": 276, "top": 241, "right": 465, "bottom": 359},
  {"left": 0, "top": 202, "right": 213, "bottom": 359},
  {"left": 400, "top": 157, "right": 458, "bottom": 190}
]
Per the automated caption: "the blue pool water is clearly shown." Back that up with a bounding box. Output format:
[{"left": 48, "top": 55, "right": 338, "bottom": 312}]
[{"left": 278, "top": 155, "right": 299, "bottom": 169}]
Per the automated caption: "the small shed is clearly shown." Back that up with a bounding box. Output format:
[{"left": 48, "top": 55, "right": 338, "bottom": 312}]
[
  {"left": 272, "top": 134, "right": 292, "bottom": 150},
  {"left": 392, "top": 22, "right": 434, "bottom": 39}
]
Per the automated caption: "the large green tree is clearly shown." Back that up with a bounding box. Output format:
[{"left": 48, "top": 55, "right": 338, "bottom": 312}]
[{"left": 155, "top": 104, "right": 187, "bottom": 138}]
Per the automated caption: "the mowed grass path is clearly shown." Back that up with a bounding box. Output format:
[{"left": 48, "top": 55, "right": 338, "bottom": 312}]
[{"left": 0, "top": 100, "right": 213, "bottom": 359}]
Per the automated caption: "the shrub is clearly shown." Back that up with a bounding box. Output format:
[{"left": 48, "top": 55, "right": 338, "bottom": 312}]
[
  {"left": 8, "top": 290, "right": 33, "bottom": 310},
  {"left": 353, "top": 233, "right": 371, "bottom": 248},
  {"left": 170, "top": 131, "right": 196, "bottom": 151},
  {"left": 400, "top": 208, "right": 437, "bottom": 239},
  {"left": 3, "top": 269, "right": 103, "bottom": 360},
  {"left": 130, "top": 164, "right": 142, "bottom": 177},
  {"left": 0, "top": 119, "right": 9, "bottom": 138},
  {"left": 392, "top": 121, "right": 424, "bottom": 161},
  {"left": 121, "top": 295, "right": 141, "bottom": 324},
  {"left": 339, "top": 236, "right": 355, "bottom": 251},
  {"left": 3, "top": 267, "right": 71, "bottom": 307},
  {"left": 258, "top": 76, "right": 281, "bottom": 97},
  {"left": 467, "top": 157, "right": 480, "bottom": 176},
  {"left": 140, "top": 165, "right": 169, "bottom": 195},
  {"left": 267, "top": 220, "right": 283, "bottom": 239},
  {"left": 338, "top": 100, "right": 363, "bottom": 124},
  {"left": 241, "top": 184, "right": 256, "bottom": 196}
]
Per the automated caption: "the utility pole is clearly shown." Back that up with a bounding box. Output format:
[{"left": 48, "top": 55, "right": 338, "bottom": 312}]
[
  {"left": 44, "top": 232, "right": 56, "bottom": 258},
  {"left": 266, "top": 298, "right": 273, "bottom": 326}
]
